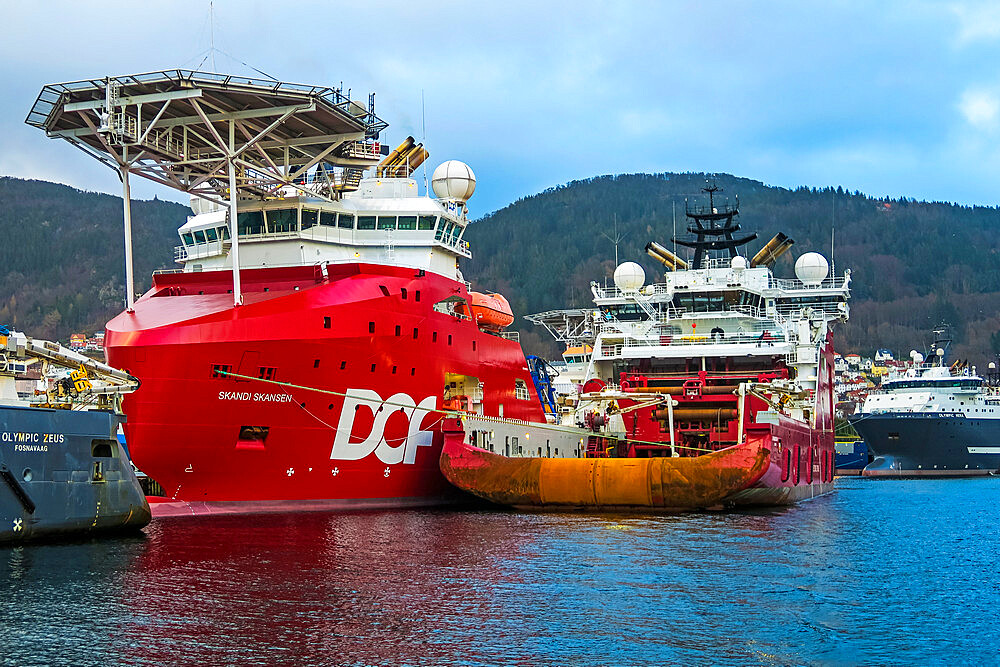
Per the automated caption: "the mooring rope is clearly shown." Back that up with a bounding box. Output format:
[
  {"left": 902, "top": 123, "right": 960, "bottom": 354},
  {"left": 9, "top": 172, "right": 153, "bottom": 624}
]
[{"left": 217, "top": 370, "right": 722, "bottom": 454}]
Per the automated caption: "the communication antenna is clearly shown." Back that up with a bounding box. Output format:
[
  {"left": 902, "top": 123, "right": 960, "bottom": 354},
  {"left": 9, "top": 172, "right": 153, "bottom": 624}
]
[
  {"left": 210, "top": 1, "right": 216, "bottom": 71},
  {"left": 672, "top": 200, "right": 677, "bottom": 258},
  {"left": 601, "top": 213, "right": 627, "bottom": 266},
  {"left": 831, "top": 189, "right": 836, "bottom": 279},
  {"left": 421, "top": 89, "right": 428, "bottom": 195}
]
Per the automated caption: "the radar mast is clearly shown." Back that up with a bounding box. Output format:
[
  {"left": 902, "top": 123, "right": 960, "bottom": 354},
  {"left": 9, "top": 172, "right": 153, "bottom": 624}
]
[{"left": 673, "top": 182, "right": 757, "bottom": 268}]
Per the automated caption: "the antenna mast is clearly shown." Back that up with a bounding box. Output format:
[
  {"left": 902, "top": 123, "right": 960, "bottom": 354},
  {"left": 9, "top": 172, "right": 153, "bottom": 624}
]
[
  {"left": 601, "top": 214, "right": 627, "bottom": 266},
  {"left": 209, "top": 1, "right": 216, "bottom": 71},
  {"left": 421, "top": 89, "right": 428, "bottom": 195}
]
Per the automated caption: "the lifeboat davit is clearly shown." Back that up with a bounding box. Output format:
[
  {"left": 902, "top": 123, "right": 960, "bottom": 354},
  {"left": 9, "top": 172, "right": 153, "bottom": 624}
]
[{"left": 467, "top": 292, "right": 514, "bottom": 331}]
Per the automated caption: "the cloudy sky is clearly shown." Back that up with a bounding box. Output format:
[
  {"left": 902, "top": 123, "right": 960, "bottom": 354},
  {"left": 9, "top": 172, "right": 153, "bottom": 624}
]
[{"left": 3, "top": 1, "right": 1000, "bottom": 215}]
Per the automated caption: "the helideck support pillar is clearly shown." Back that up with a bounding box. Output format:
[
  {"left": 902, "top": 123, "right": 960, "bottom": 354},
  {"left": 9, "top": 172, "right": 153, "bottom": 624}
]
[
  {"left": 228, "top": 159, "right": 242, "bottom": 307},
  {"left": 121, "top": 166, "right": 135, "bottom": 312}
]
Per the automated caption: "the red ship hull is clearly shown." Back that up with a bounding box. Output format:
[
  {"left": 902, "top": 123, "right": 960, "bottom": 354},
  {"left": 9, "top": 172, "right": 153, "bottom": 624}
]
[{"left": 106, "top": 263, "right": 546, "bottom": 516}]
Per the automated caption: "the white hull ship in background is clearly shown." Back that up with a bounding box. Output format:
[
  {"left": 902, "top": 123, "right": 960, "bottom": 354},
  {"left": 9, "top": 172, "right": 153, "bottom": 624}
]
[
  {"left": 0, "top": 327, "right": 149, "bottom": 542},
  {"left": 442, "top": 184, "right": 852, "bottom": 509},
  {"left": 850, "top": 329, "right": 1000, "bottom": 477}
]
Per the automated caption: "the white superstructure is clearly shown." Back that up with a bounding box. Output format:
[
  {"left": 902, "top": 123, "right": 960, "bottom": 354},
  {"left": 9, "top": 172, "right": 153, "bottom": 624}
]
[
  {"left": 859, "top": 365, "right": 1000, "bottom": 417},
  {"left": 174, "top": 175, "right": 472, "bottom": 280}
]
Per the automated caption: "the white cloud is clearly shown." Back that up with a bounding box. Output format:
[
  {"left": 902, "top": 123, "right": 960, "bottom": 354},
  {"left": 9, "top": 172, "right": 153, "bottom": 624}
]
[
  {"left": 952, "top": 2, "right": 1000, "bottom": 45},
  {"left": 958, "top": 88, "right": 1000, "bottom": 130}
]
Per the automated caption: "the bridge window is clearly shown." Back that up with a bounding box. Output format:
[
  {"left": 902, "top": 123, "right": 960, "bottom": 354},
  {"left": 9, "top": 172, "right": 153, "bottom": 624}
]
[
  {"left": 301, "top": 209, "right": 318, "bottom": 230},
  {"left": 181, "top": 232, "right": 194, "bottom": 245},
  {"left": 337, "top": 213, "right": 354, "bottom": 229},
  {"left": 418, "top": 215, "right": 436, "bottom": 230},
  {"left": 320, "top": 211, "right": 337, "bottom": 227},
  {"left": 238, "top": 210, "right": 265, "bottom": 235},
  {"left": 219, "top": 226, "right": 230, "bottom": 240},
  {"left": 358, "top": 216, "right": 376, "bottom": 230},
  {"left": 377, "top": 216, "right": 397, "bottom": 230},
  {"left": 398, "top": 216, "right": 417, "bottom": 230},
  {"left": 267, "top": 209, "right": 296, "bottom": 233},
  {"left": 193, "top": 230, "right": 207, "bottom": 243},
  {"left": 205, "top": 227, "right": 219, "bottom": 241}
]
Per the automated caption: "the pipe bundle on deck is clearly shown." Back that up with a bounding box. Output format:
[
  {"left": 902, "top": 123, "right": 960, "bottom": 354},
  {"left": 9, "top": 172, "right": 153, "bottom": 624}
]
[
  {"left": 750, "top": 233, "right": 795, "bottom": 268},
  {"left": 653, "top": 408, "right": 739, "bottom": 422},
  {"left": 645, "top": 242, "right": 689, "bottom": 271}
]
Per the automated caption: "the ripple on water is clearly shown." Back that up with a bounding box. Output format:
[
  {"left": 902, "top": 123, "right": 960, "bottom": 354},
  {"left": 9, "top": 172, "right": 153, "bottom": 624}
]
[{"left": 3, "top": 477, "right": 1000, "bottom": 665}]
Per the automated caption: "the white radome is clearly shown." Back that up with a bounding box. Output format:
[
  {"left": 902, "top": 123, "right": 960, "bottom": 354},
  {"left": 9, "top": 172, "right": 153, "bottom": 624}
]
[
  {"left": 794, "top": 252, "right": 829, "bottom": 285},
  {"left": 730, "top": 255, "right": 748, "bottom": 270},
  {"left": 614, "top": 262, "right": 645, "bottom": 291},
  {"left": 431, "top": 160, "right": 476, "bottom": 202}
]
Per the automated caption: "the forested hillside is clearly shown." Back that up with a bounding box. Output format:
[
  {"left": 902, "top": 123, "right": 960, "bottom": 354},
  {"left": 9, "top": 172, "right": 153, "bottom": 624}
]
[
  {"left": 3, "top": 173, "right": 999, "bottom": 365},
  {"left": 0, "top": 177, "right": 184, "bottom": 339},
  {"left": 464, "top": 173, "right": 1000, "bottom": 363}
]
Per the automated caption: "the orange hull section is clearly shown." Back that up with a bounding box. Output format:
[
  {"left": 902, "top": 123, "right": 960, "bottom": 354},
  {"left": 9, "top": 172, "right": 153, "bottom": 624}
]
[{"left": 440, "top": 424, "right": 770, "bottom": 512}]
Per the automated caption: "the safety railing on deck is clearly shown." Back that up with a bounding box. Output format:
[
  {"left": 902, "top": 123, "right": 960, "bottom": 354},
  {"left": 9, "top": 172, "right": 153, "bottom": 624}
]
[{"left": 768, "top": 275, "right": 850, "bottom": 291}]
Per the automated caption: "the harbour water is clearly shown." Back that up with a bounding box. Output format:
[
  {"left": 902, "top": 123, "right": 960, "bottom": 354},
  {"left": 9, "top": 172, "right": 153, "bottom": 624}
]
[{"left": 3, "top": 477, "right": 999, "bottom": 666}]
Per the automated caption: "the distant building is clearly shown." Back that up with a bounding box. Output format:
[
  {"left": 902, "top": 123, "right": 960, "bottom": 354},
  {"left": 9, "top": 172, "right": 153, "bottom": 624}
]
[
  {"left": 844, "top": 354, "right": 862, "bottom": 372},
  {"left": 69, "top": 333, "right": 86, "bottom": 350},
  {"left": 875, "top": 348, "right": 894, "bottom": 362}
]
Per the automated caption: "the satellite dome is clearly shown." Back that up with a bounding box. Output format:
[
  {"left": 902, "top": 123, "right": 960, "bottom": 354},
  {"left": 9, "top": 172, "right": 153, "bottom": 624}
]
[
  {"left": 614, "top": 262, "right": 645, "bottom": 291},
  {"left": 730, "top": 256, "right": 748, "bottom": 270},
  {"left": 794, "top": 252, "right": 829, "bottom": 285},
  {"left": 431, "top": 160, "right": 476, "bottom": 202}
]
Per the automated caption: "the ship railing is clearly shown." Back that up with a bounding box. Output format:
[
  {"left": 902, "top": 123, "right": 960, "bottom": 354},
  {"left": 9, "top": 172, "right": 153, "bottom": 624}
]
[
  {"left": 591, "top": 283, "right": 673, "bottom": 301},
  {"left": 499, "top": 331, "right": 520, "bottom": 342},
  {"left": 768, "top": 275, "right": 850, "bottom": 291},
  {"left": 598, "top": 331, "right": 792, "bottom": 356},
  {"left": 237, "top": 229, "right": 301, "bottom": 241},
  {"left": 176, "top": 239, "right": 229, "bottom": 263},
  {"left": 337, "top": 141, "right": 383, "bottom": 160},
  {"left": 598, "top": 314, "right": 785, "bottom": 338},
  {"left": 773, "top": 303, "right": 845, "bottom": 320}
]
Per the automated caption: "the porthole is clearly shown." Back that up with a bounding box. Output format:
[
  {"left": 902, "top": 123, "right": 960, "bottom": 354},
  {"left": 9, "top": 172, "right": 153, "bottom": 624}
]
[{"left": 22, "top": 468, "right": 32, "bottom": 482}]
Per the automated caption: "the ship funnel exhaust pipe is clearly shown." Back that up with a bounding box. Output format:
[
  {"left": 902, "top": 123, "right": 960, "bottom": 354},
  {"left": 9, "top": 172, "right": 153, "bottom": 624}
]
[
  {"left": 377, "top": 136, "right": 418, "bottom": 177},
  {"left": 646, "top": 242, "right": 688, "bottom": 271},
  {"left": 750, "top": 233, "right": 794, "bottom": 268}
]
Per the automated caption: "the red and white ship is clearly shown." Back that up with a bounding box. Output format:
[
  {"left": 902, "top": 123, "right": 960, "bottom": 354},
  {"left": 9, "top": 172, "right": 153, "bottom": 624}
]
[
  {"left": 28, "top": 70, "right": 546, "bottom": 515},
  {"left": 440, "top": 184, "right": 852, "bottom": 509}
]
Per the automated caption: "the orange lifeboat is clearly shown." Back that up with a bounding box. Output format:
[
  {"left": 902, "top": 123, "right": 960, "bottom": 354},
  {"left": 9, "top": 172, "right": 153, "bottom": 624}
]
[{"left": 468, "top": 292, "right": 514, "bottom": 331}]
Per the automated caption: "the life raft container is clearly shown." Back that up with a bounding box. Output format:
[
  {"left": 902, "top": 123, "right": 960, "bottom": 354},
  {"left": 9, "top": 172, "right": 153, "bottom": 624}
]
[{"left": 467, "top": 292, "right": 514, "bottom": 331}]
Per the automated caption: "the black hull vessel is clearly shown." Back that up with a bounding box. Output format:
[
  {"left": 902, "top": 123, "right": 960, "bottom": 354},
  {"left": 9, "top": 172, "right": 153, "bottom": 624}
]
[
  {"left": 0, "top": 328, "right": 150, "bottom": 544},
  {"left": 850, "top": 413, "right": 1000, "bottom": 477},
  {"left": 1, "top": 406, "right": 150, "bottom": 541}
]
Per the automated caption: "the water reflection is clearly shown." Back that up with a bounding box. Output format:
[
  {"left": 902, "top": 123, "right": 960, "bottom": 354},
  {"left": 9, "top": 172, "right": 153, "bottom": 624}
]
[{"left": 3, "top": 478, "right": 1000, "bottom": 665}]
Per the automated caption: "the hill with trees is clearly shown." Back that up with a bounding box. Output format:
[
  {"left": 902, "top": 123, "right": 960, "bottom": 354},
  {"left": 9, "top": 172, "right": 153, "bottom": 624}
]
[
  {"left": 2, "top": 173, "right": 999, "bottom": 365},
  {"left": 0, "top": 177, "right": 185, "bottom": 340}
]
